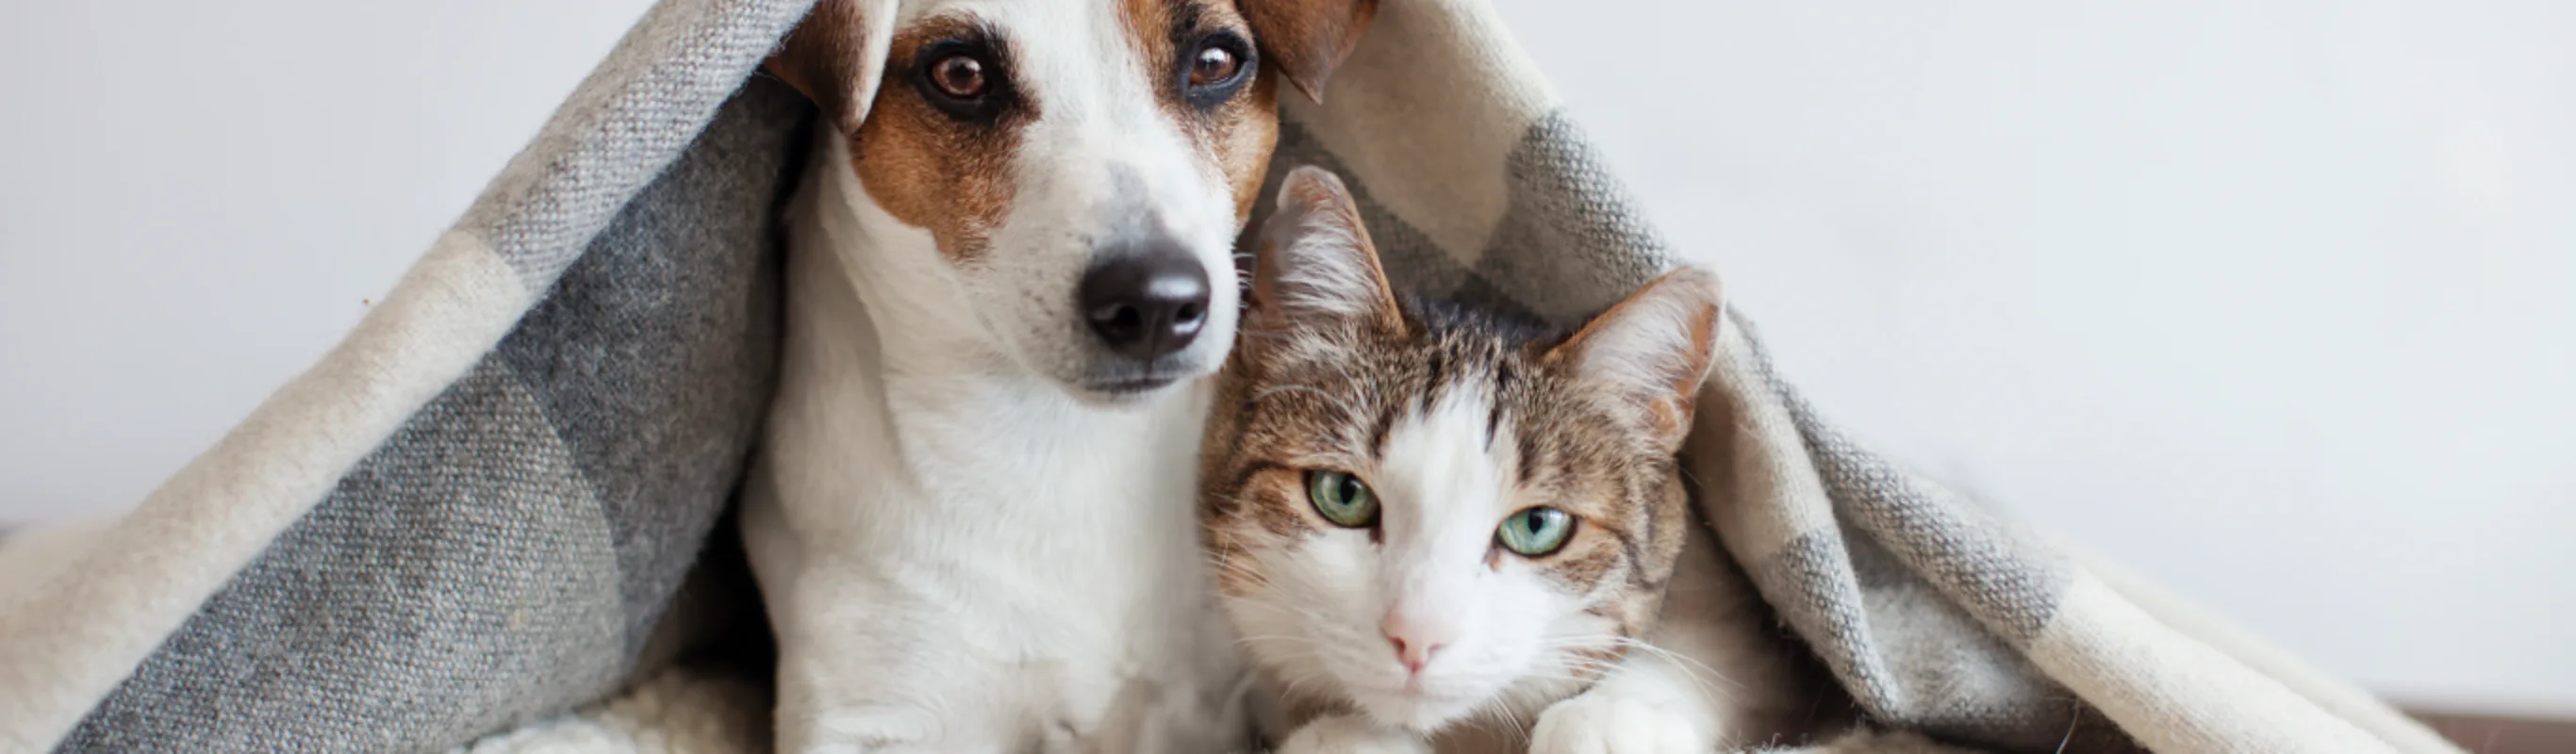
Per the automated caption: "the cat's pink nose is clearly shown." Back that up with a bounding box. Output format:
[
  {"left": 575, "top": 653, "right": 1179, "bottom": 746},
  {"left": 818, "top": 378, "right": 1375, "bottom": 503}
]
[{"left": 1380, "top": 612, "right": 1451, "bottom": 675}]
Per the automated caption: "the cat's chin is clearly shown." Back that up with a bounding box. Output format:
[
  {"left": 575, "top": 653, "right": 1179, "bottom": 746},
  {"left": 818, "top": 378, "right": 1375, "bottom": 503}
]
[{"left": 1350, "top": 689, "right": 1483, "bottom": 733}]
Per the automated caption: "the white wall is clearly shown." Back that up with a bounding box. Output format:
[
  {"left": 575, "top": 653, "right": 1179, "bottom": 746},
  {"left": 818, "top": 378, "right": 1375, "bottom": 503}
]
[
  {"left": 3, "top": 0, "right": 2569, "bottom": 713},
  {"left": 0, "top": 0, "right": 659, "bottom": 516},
  {"left": 1488, "top": 0, "right": 2576, "bottom": 714}
]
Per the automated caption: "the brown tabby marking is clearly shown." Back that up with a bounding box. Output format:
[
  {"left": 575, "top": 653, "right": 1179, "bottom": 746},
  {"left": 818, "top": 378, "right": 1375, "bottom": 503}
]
[{"left": 1199, "top": 168, "right": 1709, "bottom": 696}]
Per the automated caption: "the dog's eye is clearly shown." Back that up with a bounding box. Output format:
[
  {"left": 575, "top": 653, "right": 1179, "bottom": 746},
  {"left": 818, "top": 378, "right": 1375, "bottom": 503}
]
[
  {"left": 929, "top": 53, "right": 989, "bottom": 99},
  {"left": 1177, "top": 32, "right": 1253, "bottom": 107},
  {"left": 1188, "top": 45, "right": 1241, "bottom": 88}
]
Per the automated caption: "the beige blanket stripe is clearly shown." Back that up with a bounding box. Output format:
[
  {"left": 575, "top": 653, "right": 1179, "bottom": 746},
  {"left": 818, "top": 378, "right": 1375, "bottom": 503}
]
[
  {"left": 1692, "top": 322, "right": 1843, "bottom": 567},
  {"left": 1281, "top": 0, "right": 1556, "bottom": 267},
  {"left": 2029, "top": 574, "right": 2408, "bottom": 754},
  {"left": 2059, "top": 539, "right": 2465, "bottom": 754}
]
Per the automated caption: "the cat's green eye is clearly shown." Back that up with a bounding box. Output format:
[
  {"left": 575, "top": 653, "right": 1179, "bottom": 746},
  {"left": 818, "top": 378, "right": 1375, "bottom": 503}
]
[
  {"left": 1306, "top": 470, "right": 1378, "bottom": 528},
  {"left": 1496, "top": 507, "right": 1575, "bottom": 556}
]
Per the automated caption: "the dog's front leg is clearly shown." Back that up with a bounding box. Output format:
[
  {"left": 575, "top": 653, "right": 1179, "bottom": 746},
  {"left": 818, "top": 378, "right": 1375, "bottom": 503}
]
[{"left": 769, "top": 569, "right": 1016, "bottom": 754}]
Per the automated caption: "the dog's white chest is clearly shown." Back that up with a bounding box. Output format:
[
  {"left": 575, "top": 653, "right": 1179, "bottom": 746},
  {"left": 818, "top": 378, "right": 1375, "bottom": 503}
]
[
  {"left": 738, "top": 93, "right": 1255, "bottom": 752},
  {"left": 882, "top": 379, "right": 1214, "bottom": 659},
  {"left": 743, "top": 251, "right": 1241, "bottom": 752}
]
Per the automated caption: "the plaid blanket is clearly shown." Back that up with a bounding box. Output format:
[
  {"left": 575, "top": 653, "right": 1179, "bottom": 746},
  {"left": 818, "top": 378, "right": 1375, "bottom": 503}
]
[{"left": 0, "top": 0, "right": 2461, "bottom": 752}]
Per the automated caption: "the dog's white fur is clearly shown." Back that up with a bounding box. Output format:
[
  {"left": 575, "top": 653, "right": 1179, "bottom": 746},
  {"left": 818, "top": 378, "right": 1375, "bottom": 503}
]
[
  {"left": 738, "top": 2, "right": 1257, "bottom": 751},
  {"left": 896, "top": 0, "right": 1246, "bottom": 390}
]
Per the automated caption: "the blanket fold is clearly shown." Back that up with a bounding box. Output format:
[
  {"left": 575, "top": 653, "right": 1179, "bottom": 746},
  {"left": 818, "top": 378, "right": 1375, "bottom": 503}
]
[{"left": 0, "top": 0, "right": 2459, "bottom": 752}]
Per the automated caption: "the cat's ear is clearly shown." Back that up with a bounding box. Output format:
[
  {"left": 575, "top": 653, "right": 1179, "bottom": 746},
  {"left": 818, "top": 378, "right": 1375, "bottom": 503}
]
[
  {"left": 1546, "top": 267, "right": 1725, "bottom": 452},
  {"left": 1247, "top": 166, "right": 1404, "bottom": 340}
]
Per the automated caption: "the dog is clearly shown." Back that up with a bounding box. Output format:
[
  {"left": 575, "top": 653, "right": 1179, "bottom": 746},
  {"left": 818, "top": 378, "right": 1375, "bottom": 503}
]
[{"left": 738, "top": 0, "right": 1375, "bottom": 751}]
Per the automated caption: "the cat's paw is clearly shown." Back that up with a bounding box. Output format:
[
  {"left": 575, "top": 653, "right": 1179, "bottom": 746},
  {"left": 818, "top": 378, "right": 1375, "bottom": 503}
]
[
  {"left": 1275, "top": 714, "right": 1430, "bottom": 754},
  {"left": 1528, "top": 693, "right": 1711, "bottom": 754}
]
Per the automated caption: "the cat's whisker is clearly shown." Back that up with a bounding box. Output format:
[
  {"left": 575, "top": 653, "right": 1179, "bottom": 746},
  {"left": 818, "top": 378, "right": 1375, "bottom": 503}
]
[
  {"left": 1222, "top": 593, "right": 1370, "bottom": 646},
  {"left": 1232, "top": 633, "right": 1320, "bottom": 648},
  {"left": 1523, "top": 662, "right": 1619, "bottom": 684},
  {"left": 1498, "top": 690, "right": 1534, "bottom": 744},
  {"left": 1200, "top": 550, "right": 1264, "bottom": 581},
  {"left": 1521, "top": 640, "right": 1747, "bottom": 704},
  {"left": 1465, "top": 691, "right": 1527, "bottom": 742},
  {"left": 1273, "top": 664, "right": 1348, "bottom": 713},
  {"left": 1574, "top": 641, "right": 1742, "bottom": 703},
  {"left": 1512, "top": 670, "right": 1614, "bottom": 686},
  {"left": 1603, "top": 636, "right": 1742, "bottom": 692}
]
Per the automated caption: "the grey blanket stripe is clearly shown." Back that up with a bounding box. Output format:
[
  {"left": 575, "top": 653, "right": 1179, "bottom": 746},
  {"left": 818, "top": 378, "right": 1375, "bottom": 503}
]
[
  {"left": 55, "top": 72, "right": 811, "bottom": 754},
  {"left": 460, "top": 0, "right": 816, "bottom": 290},
  {"left": 1722, "top": 313, "right": 2138, "bottom": 752}
]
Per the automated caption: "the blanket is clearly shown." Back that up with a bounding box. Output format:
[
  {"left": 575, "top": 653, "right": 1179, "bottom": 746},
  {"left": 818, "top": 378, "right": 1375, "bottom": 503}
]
[{"left": 0, "top": 0, "right": 2463, "bottom": 752}]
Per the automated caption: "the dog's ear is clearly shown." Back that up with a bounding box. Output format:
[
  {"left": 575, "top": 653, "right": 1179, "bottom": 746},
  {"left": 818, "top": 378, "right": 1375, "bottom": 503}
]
[
  {"left": 1544, "top": 268, "right": 1725, "bottom": 453},
  {"left": 1242, "top": 0, "right": 1378, "bottom": 104},
  {"left": 767, "top": 0, "right": 900, "bottom": 135},
  {"left": 1248, "top": 166, "right": 1402, "bottom": 344}
]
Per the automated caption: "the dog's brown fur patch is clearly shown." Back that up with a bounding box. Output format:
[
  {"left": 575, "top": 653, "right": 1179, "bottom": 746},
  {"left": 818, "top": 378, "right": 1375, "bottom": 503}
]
[
  {"left": 851, "top": 16, "right": 1032, "bottom": 263},
  {"left": 1239, "top": 0, "right": 1379, "bottom": 103},
  {"left": 1216, "top": 82, "right": 1282, "bottom": 220},
  {"left": 1120, "top": 0, "right": 1282, "bottom": 223},
  {"left": 766, "top": 0, "right": 888, "bottom": 135},
  {"left": 1117, "top": 0, "right": 1185, "bottom": 91}
]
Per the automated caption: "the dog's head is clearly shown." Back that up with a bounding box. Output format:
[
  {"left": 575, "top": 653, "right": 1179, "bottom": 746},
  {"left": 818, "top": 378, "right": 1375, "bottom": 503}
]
[{"left": 769, "top": 0, "right": 1376, "bottom": 402}]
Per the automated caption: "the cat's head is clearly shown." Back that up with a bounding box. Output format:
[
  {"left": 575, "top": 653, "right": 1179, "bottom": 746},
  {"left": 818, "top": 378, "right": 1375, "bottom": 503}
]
[{"left": 1200, "top": 167, "right": 1726, "bottom": 732}]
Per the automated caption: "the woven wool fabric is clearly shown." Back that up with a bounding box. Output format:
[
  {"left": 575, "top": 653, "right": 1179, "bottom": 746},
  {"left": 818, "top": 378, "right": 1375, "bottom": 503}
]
[{"left": 0, "top": 0, "right": 2459, "bottom": 752}]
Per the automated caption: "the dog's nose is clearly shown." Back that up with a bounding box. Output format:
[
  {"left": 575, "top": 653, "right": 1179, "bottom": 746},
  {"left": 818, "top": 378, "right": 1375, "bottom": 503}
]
[{"left": 1080, "top": 248, "right": 1211, "bottom": 361}]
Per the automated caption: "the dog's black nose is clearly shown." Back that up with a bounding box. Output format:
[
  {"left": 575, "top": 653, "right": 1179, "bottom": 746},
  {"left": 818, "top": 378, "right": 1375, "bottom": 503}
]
[{"left": 1080, "top": 248, "right": 1211, "bottom": 362}]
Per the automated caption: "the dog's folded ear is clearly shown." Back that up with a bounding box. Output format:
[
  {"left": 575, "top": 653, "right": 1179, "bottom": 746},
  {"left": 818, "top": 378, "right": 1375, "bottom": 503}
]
[
  {"left": 1243, "top": 0, "right": 1379, "bottom": 105},
  {"left": 768, "top": 0, "right": 900, "bottom": 136}
]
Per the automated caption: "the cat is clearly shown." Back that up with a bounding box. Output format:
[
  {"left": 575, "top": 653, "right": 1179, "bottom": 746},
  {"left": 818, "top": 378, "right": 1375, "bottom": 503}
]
[{"left": 1198, "top": 166, "right": 1824, "bottom": 754}]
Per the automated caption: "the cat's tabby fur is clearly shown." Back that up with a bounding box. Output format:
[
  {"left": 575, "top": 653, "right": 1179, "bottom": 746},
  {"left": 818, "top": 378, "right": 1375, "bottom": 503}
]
[{"left": 1200, "top": 167, "right": 1825, "bottom": 753}]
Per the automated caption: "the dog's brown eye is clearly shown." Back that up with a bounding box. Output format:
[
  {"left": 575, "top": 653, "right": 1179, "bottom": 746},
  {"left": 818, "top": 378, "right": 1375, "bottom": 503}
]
[
  {"left": 1189, "top": 45, "right": 1240, "bottom": 88},
  {"left": 931, "top": 54, "right": 988, "bottom": 99}
]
